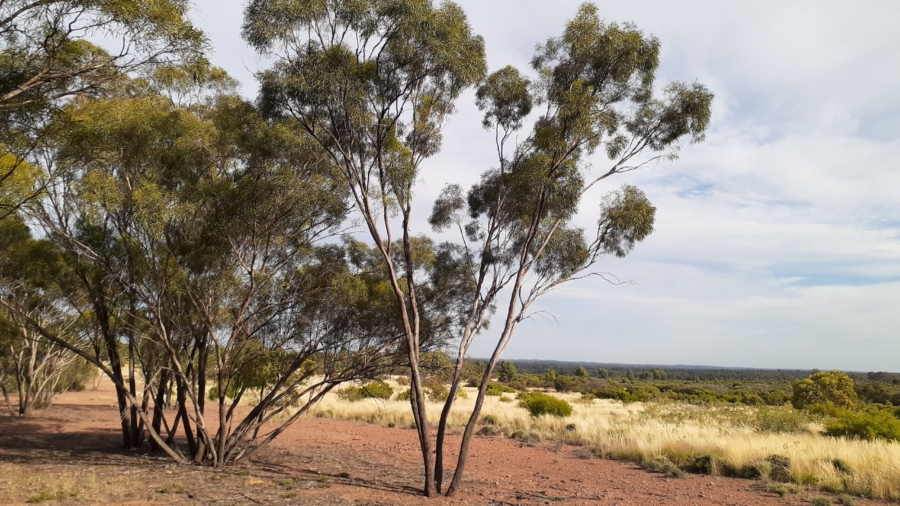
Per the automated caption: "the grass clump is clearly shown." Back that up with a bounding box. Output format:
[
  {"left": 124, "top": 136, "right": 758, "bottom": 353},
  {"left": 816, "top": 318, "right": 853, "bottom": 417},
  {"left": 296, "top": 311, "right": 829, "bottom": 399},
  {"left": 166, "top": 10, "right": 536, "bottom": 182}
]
[
  {"left": 809, "top": 498, "right": 831, "bottom": 506},
  {"left": 772, "top": 483, "right": 799, "bottom": 496},
  {"left": 517, "top": 392, "right": 572, "bottom": 418},
  {"left": 157, "top": 483, "right": 187, "bottom": 494},
  {"left": 480, "top": 414, "right": 499, "bottom": 425},
  {"left": 511, "top": 430, "right": 542, "bottom": 444},
  {"left": 477, "top": 425, "right": 499, "bottom": 437},
  {"left": 641, "top": 457, "right": 684, "bottom": 478},
  {"left": 27, "top": 490, "right": 67, "bottom": 503},
  {"left": 836, "top": 494, "right": 856, "bottom": 506}
]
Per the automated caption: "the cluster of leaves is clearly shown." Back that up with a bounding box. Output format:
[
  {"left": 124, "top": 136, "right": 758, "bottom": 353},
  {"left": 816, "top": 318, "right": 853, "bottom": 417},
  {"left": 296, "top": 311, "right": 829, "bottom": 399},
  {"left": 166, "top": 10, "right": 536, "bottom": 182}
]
[
  {"left": 338, "top": 382, "right": 395, "bottom": 402},
  {"left": 516, "top": 392, "right": 572, "bottom": 418}
]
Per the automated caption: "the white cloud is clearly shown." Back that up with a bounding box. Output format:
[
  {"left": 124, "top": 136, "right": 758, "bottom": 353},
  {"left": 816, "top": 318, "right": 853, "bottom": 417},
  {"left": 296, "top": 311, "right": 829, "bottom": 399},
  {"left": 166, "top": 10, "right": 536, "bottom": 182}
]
[{"left": 189, "top": 0, "right": 900, "bottom": 371}]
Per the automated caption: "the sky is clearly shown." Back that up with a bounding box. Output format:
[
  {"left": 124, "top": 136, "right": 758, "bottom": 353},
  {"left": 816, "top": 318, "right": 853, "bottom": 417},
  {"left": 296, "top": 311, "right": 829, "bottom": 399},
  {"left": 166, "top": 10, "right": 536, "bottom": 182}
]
[{"left": 188, "top": 1, "right": 900, "bottom": 372}]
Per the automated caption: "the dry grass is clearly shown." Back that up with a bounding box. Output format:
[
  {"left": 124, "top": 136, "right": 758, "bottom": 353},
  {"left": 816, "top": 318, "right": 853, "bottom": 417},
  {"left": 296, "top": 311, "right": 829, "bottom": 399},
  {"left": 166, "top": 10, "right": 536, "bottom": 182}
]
[
  {"left": 0, "top": 463, "right": 99, "bottom": 503},
  {"left": 307, "top": 380, "right": 900, "bottom": 500}
]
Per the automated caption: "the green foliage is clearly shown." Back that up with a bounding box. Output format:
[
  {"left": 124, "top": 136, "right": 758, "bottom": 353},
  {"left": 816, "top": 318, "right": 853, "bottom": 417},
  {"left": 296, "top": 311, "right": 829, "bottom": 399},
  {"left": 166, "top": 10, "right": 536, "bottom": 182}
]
[
  {"left": 754, "top": 405, "right": 816, "bottom": 434},
  {"left": 485, "top": 382, "right": 516, "bottom": 396},
  {"left": 480, "top": 414, "right": 499, "bottom": 425},
  {"left": 497, "top": 361, "right": 518, "bottom": 383},
  {"left": 396, "top": 389, "right": 411, "bottom": 402},
  {"left": 517, "top": 392, "right": 573, "bottom": 418},
  {"left": 337, "top": 382, "right": 394, "bottom": 402},
  {"left": 810, "top": 498, "right": 831, "bottom": 506},
  {"left": 825, "top": 409, "right": 900, "bottom": 442},
  {"left": 792, "top": 371, "right": 858, "bottom": 410}
]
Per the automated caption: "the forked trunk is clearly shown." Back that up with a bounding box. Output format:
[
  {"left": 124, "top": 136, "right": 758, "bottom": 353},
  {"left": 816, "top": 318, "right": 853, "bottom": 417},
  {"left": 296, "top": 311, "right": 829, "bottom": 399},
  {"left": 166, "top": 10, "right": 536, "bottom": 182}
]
[{"left": 407, "top": 349, "right": 437, "bottom": 496}]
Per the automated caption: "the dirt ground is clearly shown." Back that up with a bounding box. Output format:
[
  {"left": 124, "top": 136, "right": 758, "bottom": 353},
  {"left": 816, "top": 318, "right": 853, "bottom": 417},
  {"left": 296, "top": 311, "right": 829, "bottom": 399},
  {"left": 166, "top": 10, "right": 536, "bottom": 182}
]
[{"left": 0, "top": 386, "right": 891, "bottom": 505}]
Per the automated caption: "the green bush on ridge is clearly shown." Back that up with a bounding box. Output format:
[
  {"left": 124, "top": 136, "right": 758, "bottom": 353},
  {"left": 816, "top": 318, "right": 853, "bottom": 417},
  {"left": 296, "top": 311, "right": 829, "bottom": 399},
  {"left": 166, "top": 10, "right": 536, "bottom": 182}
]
[{"left": 517, "top": 392, "right": 572, "bottom": 418}]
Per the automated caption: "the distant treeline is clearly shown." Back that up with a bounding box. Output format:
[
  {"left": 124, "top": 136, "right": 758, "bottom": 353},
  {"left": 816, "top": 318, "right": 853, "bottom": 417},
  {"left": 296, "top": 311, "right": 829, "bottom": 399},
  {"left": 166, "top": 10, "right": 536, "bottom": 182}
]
[{"left": 501, "top": 360, "right": 900, "bottom": 383}]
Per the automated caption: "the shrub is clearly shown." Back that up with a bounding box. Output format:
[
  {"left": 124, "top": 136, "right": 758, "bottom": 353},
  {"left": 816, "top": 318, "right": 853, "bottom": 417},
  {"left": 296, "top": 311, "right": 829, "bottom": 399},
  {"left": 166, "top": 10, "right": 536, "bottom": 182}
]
[
  {"left": 480, "top": 414, "right": 499, "bottom": 425},
  {"left": 360, "top": 381, "right": 393, "bottom": 399},
  {"left": 755, "top": 405, "right": 813, "bottom": 433},
  {"left": 511, "top": 430, "right": 541, "bottom": 444},
  {"left": 772, "top": 483, "right": 799, "bottom": 496},
  {"left": 338, "top": 381, "right": 393, "bottom": 401},
  {"left": 485, "top": 382, "right": 516, "bottom": 396},
  {"left": 477, "top": 425, "right": 499, "bottom": 436},
  {"left": 517, "top": 392, "right": 573, "bottom": 418},
  {"left": 825, "top": 409, "right": 900, "bottom": 441},
  {"left": 792, "top": 371, "right": 857, "bottom": 410},
  {"left": 641, "top": 457, "right": 684, "bottom": 478},
  {"left": 836, "top": 494, "right": 856, "bottom": 506},
  {"left": 809, "top": 498, "right": 831, "bottom": 506},
  {"left": 396, "top": 388, "right": 411, "bottom": 401}
]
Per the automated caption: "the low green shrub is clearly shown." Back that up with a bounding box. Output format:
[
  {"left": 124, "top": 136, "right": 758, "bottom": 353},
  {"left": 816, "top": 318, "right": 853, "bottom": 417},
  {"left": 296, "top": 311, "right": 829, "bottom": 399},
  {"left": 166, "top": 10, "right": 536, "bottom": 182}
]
[
  {"left": 510, "top": 430, "right": 541, "bottom": 444},
  {"left": 480, "top": 414, "right": 499, "bottom": 425},
  {"left": 396, "top": 388, "right": 411, "bottom": 401},
  {"left": 338, "top": 381, "right": 394, "bottom": 401},
  {"left": 755, "top": 405, "right": 814, "bottom": 433},
  {"left": 641, "top": 457, "right": 684, "bottom": 478},
  {"left": 477, "top": 425, "right": 499, "bottom": 437},
  {"left": 517, "top": 392, "right": 572, "bottom": 418},
  {"left": 809, "top": 498, "right": 831, "bottom": 506},
  {"left": 825, "top": 409, "right": 900, "bottom": 441},
  {"left": 772, "top": 483, "right": 799, "bottom": 496},
  {"left": 485, "top": 382, "right": 516, "bottom": 396},
  {"left": 836, "top": 493, "right": 856, "bottom": 506}
]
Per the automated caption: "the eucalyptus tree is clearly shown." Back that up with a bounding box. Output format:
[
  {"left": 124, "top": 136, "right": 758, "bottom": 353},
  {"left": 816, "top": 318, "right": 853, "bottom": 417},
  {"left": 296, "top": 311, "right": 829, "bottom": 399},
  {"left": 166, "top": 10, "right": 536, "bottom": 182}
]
[
  {"left": 243, "top": 0, "right": 486, "bottom": 494},
  {"left": 8, "top": 67, "right": 408, "bottom": 465},
  {"left": 428, "top": 4, "right": 713, "bottom": 494},
  {"left": 0, "top": 0, "right": 205, "bottom": 219},
  {"left": 0, "top": 213, "right": 92, "bottom": 416}
]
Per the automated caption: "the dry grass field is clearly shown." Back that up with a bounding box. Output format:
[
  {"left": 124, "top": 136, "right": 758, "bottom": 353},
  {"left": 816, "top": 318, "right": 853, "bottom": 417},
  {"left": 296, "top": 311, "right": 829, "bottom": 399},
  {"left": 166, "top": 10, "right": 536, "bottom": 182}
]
[{"left": 309, "top": 379, "right": 900, "bottom": 501}]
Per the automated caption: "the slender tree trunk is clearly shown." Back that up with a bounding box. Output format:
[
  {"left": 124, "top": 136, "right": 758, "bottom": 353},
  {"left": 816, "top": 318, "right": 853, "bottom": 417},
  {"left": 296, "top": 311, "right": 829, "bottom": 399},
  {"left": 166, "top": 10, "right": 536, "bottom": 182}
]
[
  {"left": 96, "top": 299, "right": 134, "bottom": 448},
  {"left": 446, "top": 280, "right": 527, "bottom": 496},
  {"left": 174, "top": 376, "right": 198, "bottom": 459},
  {"left": 406, "top": 348, "right": 436, "bottom": 497},
  {"left": 445, "top": 347, "right": 508, "bottom": 496},
  {"left": 127, "top": 327, "right": 141, "bottom": 445},
  {"left": 150, "top": 370, "right": 170, "bottom": 452},
  {"left": 0, "top": 382, "right": 13, "bottom": 416},
  {"left": 435, "top": 359, "right": 467, "bottom": 493}
]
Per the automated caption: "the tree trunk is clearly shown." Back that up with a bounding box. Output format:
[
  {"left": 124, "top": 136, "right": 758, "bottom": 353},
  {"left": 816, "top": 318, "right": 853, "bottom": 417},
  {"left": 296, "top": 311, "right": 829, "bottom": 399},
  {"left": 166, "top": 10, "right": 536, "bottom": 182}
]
[
  {"left": 96, "top": 298, "right": 134, "bottom": 448},
  {"left": 445, "top": 354, "right": 504, "bottom": 496},
  {"left": 0, "top": 382, "right": 13, "bottom": 416},
  {"left": 174, "top": 376, "right": 198, "bottom": 459},
  {"left": 127, "top": 326, "right": 141, "bottom": 445},
  {"left": 150, "top": 370, "right": 170, "bottom": 452},
  {"left": 434, "top": 358, "right": 467, "bottom": 493},
  {"left": 406, "top": 349, "right": 437, "bottom": 497}
]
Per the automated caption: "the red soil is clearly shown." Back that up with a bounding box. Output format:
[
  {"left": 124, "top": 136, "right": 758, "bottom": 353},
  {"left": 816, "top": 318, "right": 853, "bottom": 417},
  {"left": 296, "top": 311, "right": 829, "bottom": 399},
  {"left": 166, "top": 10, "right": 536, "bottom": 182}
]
[{"left": 0, "top": 387, "right": 890, "bottom": 505}]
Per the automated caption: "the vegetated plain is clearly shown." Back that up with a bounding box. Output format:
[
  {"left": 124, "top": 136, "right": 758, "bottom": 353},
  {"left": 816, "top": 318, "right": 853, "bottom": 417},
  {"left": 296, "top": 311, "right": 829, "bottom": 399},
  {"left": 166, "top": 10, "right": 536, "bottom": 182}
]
[
  {"left": 318, "top": 359, "right": 900, "bottom": 502},
  {"left": 0, "top": 369, "right": 896, "bottom": 506}
]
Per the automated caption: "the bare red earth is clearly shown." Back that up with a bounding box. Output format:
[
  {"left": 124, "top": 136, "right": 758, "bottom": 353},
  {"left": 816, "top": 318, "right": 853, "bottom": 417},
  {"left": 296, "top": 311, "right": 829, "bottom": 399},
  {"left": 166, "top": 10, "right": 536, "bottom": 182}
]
[{"left": 0, "top": 387, "right": 890, "bottom": 505}]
